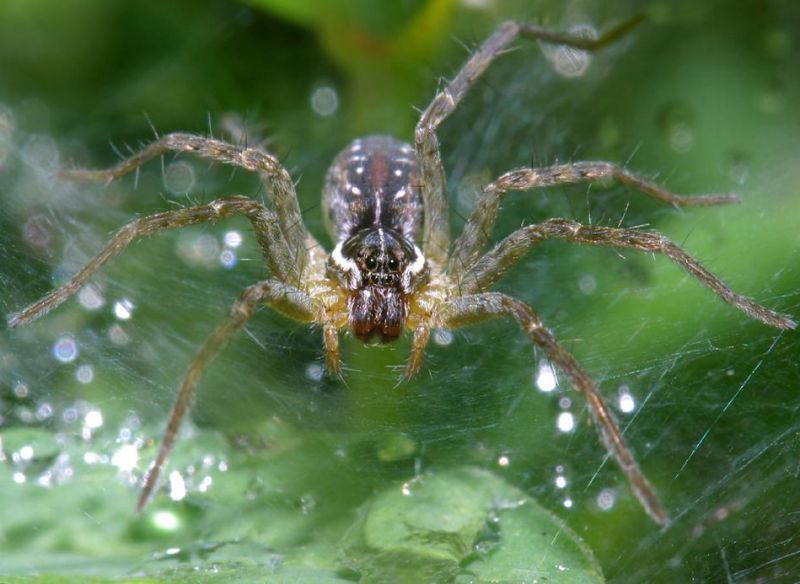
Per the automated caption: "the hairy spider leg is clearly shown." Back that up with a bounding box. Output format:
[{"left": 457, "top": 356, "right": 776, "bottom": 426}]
[
  {"left": 449, "top": 162, "right": 741, "bottom": 282},
  {"left": 59, "top": 133, "right": 316, "bottom": 285},
  {"left": 137, "top": 280, "right": 316, "bottom": 511},
  {"left": 414, "top": 16, "right": 644, "bottom": 268},
  {"left": 8, "top": 197, "right": 295, "bottom": 328},
  {"left": 440, "top": 292, "right": 670, "bottom": 525}
]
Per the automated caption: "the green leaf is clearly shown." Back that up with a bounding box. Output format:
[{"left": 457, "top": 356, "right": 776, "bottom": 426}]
[{"left": 344, "top": 467, "right": 605, "bottom": 583}]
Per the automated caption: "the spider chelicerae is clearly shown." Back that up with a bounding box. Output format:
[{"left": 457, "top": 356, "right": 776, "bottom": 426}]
[{"left": 9, "top": 17, "right": 795, "bottom": 526}]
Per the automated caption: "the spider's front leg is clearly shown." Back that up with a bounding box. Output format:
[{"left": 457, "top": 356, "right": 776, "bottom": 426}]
[
  {"left": 439, "top": 292, "right": 671, "bottom": 526},
  {"left": 8, "top": 197, "right": 295, "bottom": 327},
  {"left": 449, "top": 162, "right": 741, "bottom": 284},
  {"left": 414, "top": 16, "right": 643, "bottom": 267},
  {"left": 59, "top": 132, "right": 317, "bottom": 284},
  {"left": 137, "top": 279, "right": 317, "bottom": 511},
  {"left": 467, "top": 219, "right": 796, "bottom": 329}
]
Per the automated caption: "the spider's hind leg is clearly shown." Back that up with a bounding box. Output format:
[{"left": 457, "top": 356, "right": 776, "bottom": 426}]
[
  {"left": 440, "top": 292, "right": 671, "bottom": 525},
  {"left": 137, "top": 279, "right": 316, "bottom": 511}
]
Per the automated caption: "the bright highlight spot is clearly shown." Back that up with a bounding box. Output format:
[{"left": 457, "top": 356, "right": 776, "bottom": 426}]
[
  {"left": 310, "top": 86, "right": 339, "bottom": 116},
  {"left": 619, "top": 390, "right": 636, "bottom": 414},
  {"left": 536, "top": 361, "right": 557, "bottom": 392},
  {"left": 113, "top": 298, "right": 135, "bottom": 320},
  {"left": 111, "top": 444, "right": 139, "bottom": 473},
  {"left": 84, "top": 410, "right": 103, "bottom": 429},
  {"left": 557, "top": 412, "right": 575, "bottom": 433},
  {"left": 53, "top": 336, "right": 79, "bottom": 363},
  {"left": 555, "top": 475, "right": 567, "bottom": 489},
  {"left": 152, "top": 510, "right": 180, "bottom": 531},
  {"left": 169, "top": 471, "right": 187, "bottom": 502}
]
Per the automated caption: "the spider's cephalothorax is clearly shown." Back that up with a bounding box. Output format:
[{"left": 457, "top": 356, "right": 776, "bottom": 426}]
[
  {"left": 10, "top": 16, "right": 795, "bottom": 524},
  {"left": 324, "top": 136, "right": 428, "bottom": 343}
]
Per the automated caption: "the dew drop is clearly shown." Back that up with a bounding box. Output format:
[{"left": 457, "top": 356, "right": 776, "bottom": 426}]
[
  {"left": 53, "top": 336, "right": 79, "bottom": 363},
  {"left": 163, "top": 161, "right": 196, "bottom": 195},
  {"left": 310, "top": 86, "right": 339, "bottom": 117},
  {"left": 541, "top": 24, "right": 597, "bottom": 78}
]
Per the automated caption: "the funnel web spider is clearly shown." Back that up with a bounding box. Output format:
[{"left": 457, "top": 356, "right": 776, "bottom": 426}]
[{"left": 10, "top": 17, "right": 795, "bottom": 526}]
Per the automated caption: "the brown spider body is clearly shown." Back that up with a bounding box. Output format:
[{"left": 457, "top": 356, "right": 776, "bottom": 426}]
[
  {"left": 10, "top": 16, "right": 795, "bottom": 524},
  {"left": 324, "top": 136, "right": 429, "bottom": 343}
]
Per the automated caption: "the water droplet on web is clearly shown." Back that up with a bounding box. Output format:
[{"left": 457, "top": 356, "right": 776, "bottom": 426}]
[
  {"left": 78, "top": 284, "right": 105, "bottom": 311},
  {"left": 658, "top": 102, "right": 694, "bottom": 153},
  {"left": 53, "top": 336, "right": 79, "bottom": 363},
  {"left": 541, "top": 24, "right": 597, "bottom": 78},
  {"left": 535, "top": 360, "right": 558, "bottom": 392},
  {"left": 597, "top": 488, "right": 617, "bottom": 511},
  {"left": 310, "top": 86, "right": 339, "bottom": 117},
  {"left": 557, "top": 411, "right": 575, "bottom": 433},
  {"left": 224, "top": 230, "right": 243, "bottom": 248},
  {"left": 433, "top": 329, "right": 453, "bottom": 346},
  {"left": 618, "top": 385, "right": 636, "bottom": 414},
  {"left": 219, "top": 249, "right": 237, "bottom": 268},
  {"left": 76, "top": 364, "right": 94, "bottom": 384},
  {"left": 578, "top": 273, "right": 597, "bottom": 295},
  {"left": 23, "top": 214, "right": 55, "bottom": 249},
  {"left": 113, "top": 298, "right": 135, "bottom": 320},
  {"left": 163, "top": 160, "right": 196, "bottom": 195}
]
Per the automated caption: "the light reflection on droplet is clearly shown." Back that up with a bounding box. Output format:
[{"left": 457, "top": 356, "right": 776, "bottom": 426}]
[
  {"left": 78, "top": 284, "right": 105, "bottom": 311},
  {"left": 84, "top": 409, "right": 103, "bottom": 430},
  {"left": 433, "top": 329, "right": 453, "bottom": 346},
  {"left": 305, "top": 362, "right": 324, "bottom": 382},
  {"left": 557, "top": 412, "right": 575, "bottom": 433},
  {"left": 558, "top": 397, "right": 571, "bottom": 409},
  {"left": 578, "top": 274, "right": 597, "bottom": 295},
  {"left": 224, "top": 230, "right": 243, "bottom": 248},
  {"left": 163, "top": 160, "right": 196, "bottom": 195},
  {"left": 108, "top": 324, "right": 130, "bottom": 346},
  {"left": 23, "top": 214, "right": 54, "bottom": 249},
  {"left": 152, "top": 510, "right": 180, "bottom": 531},
  {"left": 219, "top": 249, "right": 237, "bottom": 268},
  {"left": 658, "top": 102, "right": 694, "bottom": 153},
  {"left": 497, "top": 454, "right": 510, "bottom": 467},
  {"left": 536, "top": 361, "right": 557, "bottom": 392},
  {"left": 310, "top": 86, "right": 339, "bottom": 117},
  {"left": 198, "top": 476, "right": 213, "bottom": 493},
  {"left": 53, "top": 336, "right": 79, "bottom": 363},
  {"left": 618, "top": 387, "right": 636, "bottom": 414},
  {"left": 13, "top": 472, "right": 26, "bottom": 484},
  {"left": 113, "top": 298, "right": 135, "bottom": 320},
  {"left": 19, "top": 445, "right": 34, "bottom": 461},
  {"left": 401, "top": 481, "right": 413, "bottom": 496},
  {"left": 13, "top": 382, "right": 29, "bottom": 399},
  {"left": 177, "top": 232, "right": 220, "bottom": 267},
  {"left": 555, "top": 475, "right": 567, "bottom": 489},
  {"left": 63, "top": 407, "right": 79, "bottom": 424},
  {"left": 597, "top": 488, "right": 616, "bottom": 511},
  {"left": 541, "top": 24, "right": 597, "bottom": 78},
  {"left": 169, "top": 471, "right": 187, "bottom": 502},
  {"left": 563, "top": 497, "right": 574, "bottom": 509},
  {"left": 36, "top": 403, "right": 53, "bottom": 421},
  {"left": 76, "top": 364, "right": 94, "bottom": 384},
  {"left": 112, "top": 443, "right": 139, "bottom": 473}
]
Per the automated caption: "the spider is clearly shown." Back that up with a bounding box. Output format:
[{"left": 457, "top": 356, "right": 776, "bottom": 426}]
[{"left": 9, "top": 17, "right": 795, "bottom": 527}]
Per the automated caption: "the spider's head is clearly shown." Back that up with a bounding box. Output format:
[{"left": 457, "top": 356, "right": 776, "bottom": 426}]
[{"left": 327, "top": 227, "right": 428, "bottom": 343}]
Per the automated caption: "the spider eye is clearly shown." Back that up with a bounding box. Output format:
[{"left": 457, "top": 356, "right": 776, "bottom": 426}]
[
  {"left": 365, "top": 255, "right": 378, "bottom": 271},
  {"left": 387, "top": 257, "right": 400, "bottom": 271}
]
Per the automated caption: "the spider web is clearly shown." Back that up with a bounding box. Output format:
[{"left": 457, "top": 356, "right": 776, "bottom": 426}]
[{"left": 1, "top": 0, "right": 800, "bottom": 582}]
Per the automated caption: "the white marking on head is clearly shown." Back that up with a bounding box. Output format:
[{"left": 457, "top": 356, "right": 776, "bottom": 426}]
[
  {"left": 402, "top": 244, "right": 427, "bottom": 291},
  {"left": 351, "top": 186, "right": 362, "bottom": 196},
  {"left": 375, "top": 189, "right": 382, "bottom": 223},
  {"left": 394, "top": 188, "right": 406, "bottom": 200},
  {"left": 351, "top": 142, "right": 362, "bottom": 152},
  {"left": 356, "top": 166, "right": 364, "bottom": 174},
  {"left": 394, "top": 169, "right": 403, "bottom": 177},
  {"left": 331, "top": 242, "right": 360, "bottom": 289}
]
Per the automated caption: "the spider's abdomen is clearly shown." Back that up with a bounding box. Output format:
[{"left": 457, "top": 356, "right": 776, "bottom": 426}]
[{"left": 323, "top": 135, "right": 423, "bottom": 243}]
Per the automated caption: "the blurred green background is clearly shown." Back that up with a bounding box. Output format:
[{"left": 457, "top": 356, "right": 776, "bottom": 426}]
[{"left": 1, "top": 0, "right": 799, "bottom": 582}]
